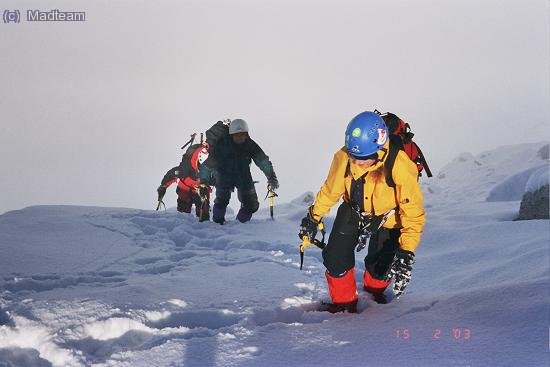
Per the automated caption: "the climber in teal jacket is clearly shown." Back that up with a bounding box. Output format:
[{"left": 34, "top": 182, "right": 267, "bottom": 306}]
[{"left": 199, "top": 119, "right": 279, "bottom": 224}]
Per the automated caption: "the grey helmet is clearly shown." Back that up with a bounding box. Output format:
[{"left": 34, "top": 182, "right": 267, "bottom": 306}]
[{"left": 229, "top": 119, "right": 249, "bottom": 134}]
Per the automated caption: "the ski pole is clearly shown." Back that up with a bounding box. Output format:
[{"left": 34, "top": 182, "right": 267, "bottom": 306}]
[{"left": 299, "top": 222, "right": 326, "bottom": 270}]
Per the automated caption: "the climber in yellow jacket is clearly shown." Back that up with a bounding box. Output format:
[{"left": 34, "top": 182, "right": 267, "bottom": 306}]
[{"left": 298, "top": 111, "right": 426, "bottom": 312}]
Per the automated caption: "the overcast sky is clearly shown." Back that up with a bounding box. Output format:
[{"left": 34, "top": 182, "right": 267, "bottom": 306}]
[{"left": 1, "top": 0, "right": 549, "bottom": 215}]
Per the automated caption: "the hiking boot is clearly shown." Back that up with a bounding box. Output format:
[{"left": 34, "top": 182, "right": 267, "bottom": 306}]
[
  {"left": 177, "top": 199, "right": 192, "bottom": 213},
  {"left": 236, "top": 208, "right": 253, "bottom": 223},
  {"left": 197, "top": 203, "right": 210, "bottom": 222},
  {"left": 363, "top": 286, "right": 389, "bottom": 304},
  {"left": 321, "top": 299, "right": 358, "bottom": 314},
  {"left": 371, "top": 292, "right": 388, "bottom": 304},
  {"left": 198, "top": 213, "right": 210, "bottom": 223},
  {"left": 212, "top": 204, "right": 226, "bottom": 225}
]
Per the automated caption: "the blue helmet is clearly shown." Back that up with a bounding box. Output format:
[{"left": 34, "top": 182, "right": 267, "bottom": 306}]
[{"left": 345, "top": 111, "right": 389, "bottom": 157}]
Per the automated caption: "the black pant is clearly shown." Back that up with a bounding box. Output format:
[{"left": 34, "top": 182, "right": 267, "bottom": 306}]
[
  {"left": 322, "top": 202, "right": 399, "bottom": 279},
  {"left": 214, "top": 185, "right": 259, "bottom": 213},
  {"left": 176, "top": 191, "right": 210, "bottom": 221}
]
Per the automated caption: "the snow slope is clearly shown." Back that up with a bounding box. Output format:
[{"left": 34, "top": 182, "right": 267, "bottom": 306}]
[
  {"left": 525, "top": 165, "right": 549, "bottom": 193},
  {"left": 423, "top": 141, "right": 549, "bottom": 203},
  {"left": 486, "top": 164, "right": 548, "bottom": 202},
  {"left": 1, "top": 143, "right": 549, "bottom": 367}
]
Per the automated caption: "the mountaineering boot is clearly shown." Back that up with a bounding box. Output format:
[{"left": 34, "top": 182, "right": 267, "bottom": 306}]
[
  {"left": 363, "top": 270, "right": 391, "bottom": 304},
  {"left": 370, "top": 292, "right": 388, "bottom": 304},
  {"left": 197, "top": 203, "right": 210, "bottom": 222},
  {"left": 212, "top": 204, "right": 226, "bottom": 225},
  {"left": 324, "top": 269, "right": 359, "bottom": 312},
  {"left": 363, "top": 270, "right": 390, "bottom": 294},
  {"left": 177, "top": 199, "right": 192, "bottom": 213},
  {"left": 236, "top": 208, "right": 253, "bottom": 223},
  {"left": 320, "top": 299, "right": 358, "bottom": 313}
]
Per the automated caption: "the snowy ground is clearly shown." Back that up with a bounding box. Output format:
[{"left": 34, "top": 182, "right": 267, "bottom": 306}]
[{"left": 1, "top": 143, "right": 549, "bottom": 367}]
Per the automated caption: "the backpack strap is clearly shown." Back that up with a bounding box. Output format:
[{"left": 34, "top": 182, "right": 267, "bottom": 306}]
[
  {"left": 350, "top": 171, "right": 368, "bottom": 213},
  {"left": 384, "top": 142, "right": 400, "bottom": 188},
  {"left": 414, "top": 142, "right": 433, "bottom": 178}
]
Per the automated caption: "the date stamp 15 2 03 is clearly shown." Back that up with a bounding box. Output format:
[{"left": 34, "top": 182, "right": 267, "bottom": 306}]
[{"left": 395, "top": 328, "right": 472, "bottom": 341}]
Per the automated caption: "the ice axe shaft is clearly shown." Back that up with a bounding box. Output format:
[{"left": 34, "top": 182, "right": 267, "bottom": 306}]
[
  {"left": 156, "top": 200, "right": 166, "bottom": 211},
  {"left": 299, "top": 222, "right": 326, "bottom": 270},
  {"left": 265, "top": 188, "right": 278, "bottom": 220},
  {"left": 197, "top": 184, "right": 210, "bottom": 220},
  {"left": 181, "top": 133, "right": 197, "bottom": 150}
]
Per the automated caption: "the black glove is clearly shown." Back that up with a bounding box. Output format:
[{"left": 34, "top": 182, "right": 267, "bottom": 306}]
[
  {"left": 386, "top": 248, "right": 415, "bottom": 297},
  {"left": 198, "top": 185, "right": 210, "bottom": 198},
  {"left": 267, "top": 173, "right": 279, "bottom": 190},
  {"left": 157, "top": 185, "right": 167, "bottom": 201},
  {"left": 299, "top": 211, "right": 318, "bottom": 240}
]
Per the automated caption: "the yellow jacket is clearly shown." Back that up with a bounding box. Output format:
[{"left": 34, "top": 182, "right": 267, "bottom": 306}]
[{"left": 311, "top": 141, "right": 426, "bottom": 252}]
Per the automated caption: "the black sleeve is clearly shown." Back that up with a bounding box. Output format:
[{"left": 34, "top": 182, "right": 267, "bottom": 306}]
[
  {"left": 182, "top": 158, "right": 201, "bottom": 181},
  {"left": 160, "top": 166, "right": 181, "bottom": 187}
]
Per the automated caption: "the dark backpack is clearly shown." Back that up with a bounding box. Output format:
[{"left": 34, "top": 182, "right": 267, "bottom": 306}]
[
  {"left": 205, "top": 121, "right": 230, "bottom": 148},
  {"left": 377, "top": 111, "right": 432, "bottom": 187}
]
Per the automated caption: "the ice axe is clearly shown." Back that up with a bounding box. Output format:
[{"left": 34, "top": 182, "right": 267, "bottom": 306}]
[
  {"left": 299, "top": 221, "right": 326, "bottom": 270},
  {"left": 197, "top": 184, "right": 210, "bottom": 221},
  {"left": 264, "top": 186, "right": 278, "bottom": 220},
  {"left": 181, "top": 133, "right": 197, "bottom": 150}
]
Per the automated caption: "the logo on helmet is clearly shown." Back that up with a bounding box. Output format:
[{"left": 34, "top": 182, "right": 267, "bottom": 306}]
[
  {"left": 352, "top": 128, "right": 362, "bottom": 138},
  {"left": 377, "top": 129, "right": 387, "bottom": 145},
  {"left": 350, "top": 145, "right": 361, "bottom": 153}
]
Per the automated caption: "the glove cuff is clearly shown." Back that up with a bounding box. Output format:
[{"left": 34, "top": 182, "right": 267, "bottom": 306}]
[
  {"left": 397, "top": 248, "right": 414, "bottom": 256},
  {"left": 396, "top": 248, "right": 415, "bottom": 264},
  {"left": 307, "top": 206, "right": 320, "bottom": 224}
]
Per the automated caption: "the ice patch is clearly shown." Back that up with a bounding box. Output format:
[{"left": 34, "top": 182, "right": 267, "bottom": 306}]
[
  {"left": 144, "top": 310, "right": 171, "bottom": 322},
  {"left": 79, "top": 317, "right": 155, "bottom": 341},
  {"left": 294, "top": 282, "right": 315, "bottom": 291},
  {"left": 236, "top": 346, "right": 260, "bottom": 357},
  {"left": 281, "top": 296, "right": 313, "bottom": 309},
  {"left": 217, "top": 332, "right": 237, "bottom": 340},
  {"left": 525, "top": 165, "right": 549, "bottom": 193},
  {"left": 167, "top": 299, "right": 188, "bottom": 308}
]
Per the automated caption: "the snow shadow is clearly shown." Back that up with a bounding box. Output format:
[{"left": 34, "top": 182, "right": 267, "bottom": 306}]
[
  {"left": 147, "top": 310, "right": 242, "bottom": 330},
  {"left": 0, "top": 347, "right": 52, "bottom": 367}
]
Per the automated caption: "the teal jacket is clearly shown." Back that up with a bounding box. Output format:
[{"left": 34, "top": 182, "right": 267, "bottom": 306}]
[{"left": 199, "top": 121, "right": 275, "bottom": 189}]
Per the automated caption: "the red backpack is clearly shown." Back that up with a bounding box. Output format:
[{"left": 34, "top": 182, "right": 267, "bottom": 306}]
[{"left": 376, "top": 110, "right": 432, "bottom": 187}]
